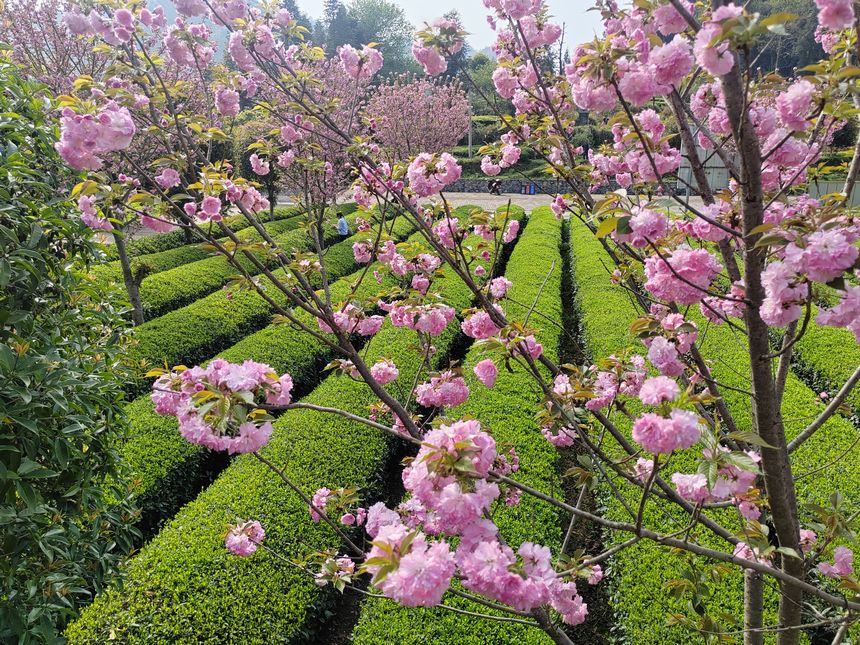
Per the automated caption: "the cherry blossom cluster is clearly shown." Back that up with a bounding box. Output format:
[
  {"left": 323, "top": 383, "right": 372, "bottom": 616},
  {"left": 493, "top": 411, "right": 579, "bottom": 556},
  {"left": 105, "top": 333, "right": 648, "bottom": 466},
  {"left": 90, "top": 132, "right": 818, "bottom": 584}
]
[
  {"left": 309, "top": 487, "right": 367, "bottom": 527},
  {"left": 354, "top": 418, "right": 592, "bottom": 622},
  {"left": 756, "top": 197, "right": 860, "bottom": 337},
  {"left": 317, "top": 303, "right": 385, "bottom": 337},
  {"left": 588, "top": 110, "right": 682, "bottom": 189},
  {"left": 151, "top": 358, "right": 293, "bottom": 454},
  {"left": 411, "top": 18, "right": 465, "bottom": 77},
  {"left": 55, "top": 103, "right": 135, "bottom": 171},
  {"left": 337, "top": 44, "right": 383, "bottom": 82},
  {"left": 225, "top": 520, "right": 265, "bottom": 557},
  {"left": 406, "top": 152, "right": 462, "bottom": 197}
]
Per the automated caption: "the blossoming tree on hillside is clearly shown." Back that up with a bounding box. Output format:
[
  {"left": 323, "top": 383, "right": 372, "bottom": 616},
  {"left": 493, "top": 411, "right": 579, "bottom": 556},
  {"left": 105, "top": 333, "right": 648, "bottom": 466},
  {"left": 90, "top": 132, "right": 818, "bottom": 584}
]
[{"left": 45, "top": 0, "right": 860, "bottom": 642}]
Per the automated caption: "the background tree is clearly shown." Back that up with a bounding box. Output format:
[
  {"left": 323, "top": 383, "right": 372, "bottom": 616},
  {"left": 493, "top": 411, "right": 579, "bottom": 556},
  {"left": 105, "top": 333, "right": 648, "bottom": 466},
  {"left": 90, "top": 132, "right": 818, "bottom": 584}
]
[
  {"left": 349, "top": 0, "right": 417, "bottom": 76},
  {"left": 364, "top": 74, "right": 471, "bottom": 160},
  {"left": 747, "top": 0, "right": 821, "bottom": 76},
  {"left": 0, "top": 0, "right": 108, "bottom": 94},
  {"left": 322, "top": 0, "right": 359, "bottom": 56},
  {"left": 465, "top": 52, "right": 513, "bottom": 116},
  {"left": 0, "top": 60, "right": 137, "bottom": 644},
  {"left": 280, "top": 0, "right": 312, "bottom": 33}
]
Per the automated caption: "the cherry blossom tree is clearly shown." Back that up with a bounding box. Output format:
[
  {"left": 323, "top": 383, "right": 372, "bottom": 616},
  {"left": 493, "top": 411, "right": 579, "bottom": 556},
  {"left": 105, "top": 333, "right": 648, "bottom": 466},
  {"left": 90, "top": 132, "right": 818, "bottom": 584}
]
[
  {"left": 364, "top": 73, "right": 471, "bottom": 161},
  {"left": 49, "top": 0, "right": 860, "bottom": 643},
  {"left": 0, "top": 0, "right": 108, "bottom": 94}
]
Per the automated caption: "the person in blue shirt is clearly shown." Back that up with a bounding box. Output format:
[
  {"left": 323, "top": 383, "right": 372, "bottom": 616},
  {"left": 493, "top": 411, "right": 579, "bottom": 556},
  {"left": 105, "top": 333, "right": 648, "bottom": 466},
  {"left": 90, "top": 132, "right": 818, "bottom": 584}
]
[{"left": 336, "top": 211, "right": 350, "bottom": 239}]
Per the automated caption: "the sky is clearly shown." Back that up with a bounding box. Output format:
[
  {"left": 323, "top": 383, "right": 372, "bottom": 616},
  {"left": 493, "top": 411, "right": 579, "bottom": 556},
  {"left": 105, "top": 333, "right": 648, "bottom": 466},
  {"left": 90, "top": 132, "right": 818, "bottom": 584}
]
[{"left": 294, "top": 1, "right": 604, "bottom": 51}]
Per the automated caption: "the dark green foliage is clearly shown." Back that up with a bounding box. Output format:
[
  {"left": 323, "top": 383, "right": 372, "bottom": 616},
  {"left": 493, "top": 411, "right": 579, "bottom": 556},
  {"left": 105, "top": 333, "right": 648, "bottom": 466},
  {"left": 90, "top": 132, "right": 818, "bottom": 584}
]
[
  {"left": 0, "top": 62, "right": 136, "bottom": 643},
  {"left": 747, "top": 0, "right": 822, "bottom": 76},
  {"left": 568, "top": 216, "right": 859, "bottom": 643},
  {"left": 794, "top": 310, "right": 860, "bottom": 411},
  {"left": 351, "top": 207, "right": 564, "bottom": 644},
  {"left": 67, "top": 206, "right": 523, "bottom": 642}
]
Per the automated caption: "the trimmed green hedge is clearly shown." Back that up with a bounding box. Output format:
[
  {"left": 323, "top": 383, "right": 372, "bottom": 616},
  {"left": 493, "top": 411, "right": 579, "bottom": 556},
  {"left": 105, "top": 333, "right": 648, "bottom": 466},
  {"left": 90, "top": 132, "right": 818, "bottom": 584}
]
[
  {"left": 351, "top": 206, "right": 566, "bottom": 644},
  {"left": 119, "top": 262, "right": 405, "bottom": 536},
  {"left": 794, "top": 311, "right": 860, "bottom": 411},
  {"left": 124, "top": 212, "right": 409, "bottom": 397},
  {"left": 66, "top": 240, "right": 481, "bottom": 645},
  {"left": 93, "top": 210, "right": 304, "bottom": 288},
  {"left": 567, "top": 217, "right": 860, "bottom": 644},
  {"left": 116, "top": 212, "right": 441, "bottom": 531},
  {"left": 102, "top": 206, "right": 299, "bottom": 260},
  {"left": 116, "top": 206, "right": 521, "bottom": 532},
  {"left": 137, "top": 205, "right": 357, "bottom": 320}
]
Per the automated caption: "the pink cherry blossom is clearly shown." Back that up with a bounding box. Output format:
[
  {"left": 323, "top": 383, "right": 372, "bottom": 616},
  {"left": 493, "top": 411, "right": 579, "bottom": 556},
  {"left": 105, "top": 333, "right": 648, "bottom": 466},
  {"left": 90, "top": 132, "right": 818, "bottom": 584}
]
[
  {"left": 650, "top": 36, "right": 693, "bottom": 87},
  {"left": 55, "top": 103, "right": 135, "bottom": 171},
  {"left": 815, "top": 0, "right": 855, "bottom": 30},
  {"left": 632, "top": 408, "right": 701, "bottom": 454},
  {"left": 817, "top": 285, "right": 860, "bottom": 341},
  {"left": 225, "top": 520, "right": 265, "bottom": 557},
  {"left": 617, "top": 70, "right": 660, "bottom": 107},
  {"left": 338, "top": 44, "right": 384, "bottom": 81},
  {"left": 352, "top": 241, "right": 372, "bottom": 264},
  {"left": 370, "top": 359, "right": 399, "bottom": 385},
  {"left": 389, "top": 302, "right": 455, "bottom": 336},
  {"left": 200, "top": 195, "right": 222, "bottom": 220},
  {"left": 76, "top": 195, "right": 112, "bottom": 231},
  {"left": 462, "top": 311, "right": 501, "bottom": 339},
  {"left": 141, "top": 215, "right": 173, "bottom": 233},
  {"left": 818, "top": 546, "right": 854, "bottom": 578},
  {"left": 644, "top": 245, "right": 723, "bottom": 305},
  {"left": 653, "top": 1, "right": 693, "bottom": 34},
  {"left": 542, "top": 426, "right": 575, "bottom": 447},
  {"left": 365, "top": 524, "right": 456, "bottom": 607},
  {"left": 489, "top": 277, "right": 513, "bottom": 299},
  {"left": 672, "top": 472, "right": 711, "bottom": 503},
  {"left": 416, "top": 371, "right": 470, "bottom": 408},
  {"left": 473, "top": 359, "right": 498, "bottom": 389},
  {"left": 647, "top": 336, "right": 685, "bottom": 377},
  {"left": 639, "top": 376, "right": 680, "bottom": 405},
  {"left": 215, "top": 87, "right": 240, "bottom": 117},
  {"left": 777, "top": 80, "right": 815, "bottom": 132},
  {"left": 407, "top": 153, "right": 462, "bottom": 197},
  {"left": 412, "top": 43, "right": 447, "bottom": 76},
  {"left": 249, "top": 153, "right": 270, "bottom": 176},
  {"left": 694, "top": 22, "right": 734, "bottom": 77},
  {"left": 799, "top": 529, "right": 818, "bottom": 554},
  {"left": 784, "top": 229, "right": 858, "bottom": 283},
  {"left": 481, "top": 155, "right": 502, "bottom": 176},
  {"left": 503, "top": 219, "right": 520, "bottom": 243},
  {"left": 734, "top": 542, "right": 772, "bottom": 566},
  {"left": 155, "top": 167, "right": 181, "bottom": 189},
  {"left": 174, "top": 0, "right": 207, "bottom": 17}
]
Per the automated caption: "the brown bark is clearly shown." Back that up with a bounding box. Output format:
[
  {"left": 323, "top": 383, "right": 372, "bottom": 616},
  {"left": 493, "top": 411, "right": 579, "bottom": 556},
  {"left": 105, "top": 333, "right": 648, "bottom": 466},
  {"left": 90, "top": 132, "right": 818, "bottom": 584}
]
[
  {"left": 720, "top": 53, "right": 804, "bottom": 645},
  {"left": 112, "top": 229, "right": 144, "bottom": 326},
  {"left": 744, "top": 570, "right": 765, "bottom": 645}
]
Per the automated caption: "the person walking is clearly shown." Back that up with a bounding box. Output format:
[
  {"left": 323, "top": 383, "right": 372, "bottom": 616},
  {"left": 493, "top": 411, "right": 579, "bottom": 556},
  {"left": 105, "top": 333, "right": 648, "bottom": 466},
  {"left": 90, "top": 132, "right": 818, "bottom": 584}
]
[{"left": 336, "top": 211, "right": 350, "bottom": 240}]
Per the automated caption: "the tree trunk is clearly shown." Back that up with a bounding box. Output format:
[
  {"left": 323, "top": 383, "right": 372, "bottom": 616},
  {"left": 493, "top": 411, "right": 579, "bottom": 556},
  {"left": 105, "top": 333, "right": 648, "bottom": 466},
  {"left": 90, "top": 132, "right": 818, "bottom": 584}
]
[
  {"left": 113, "top": 229, "right": 144, "bottom": 326},
  {"left": 744, "top": 570, "right": 764, "bottom": 645},
  {"left": 268, "top": 182, "right": 277, "bottom": 221},
  {"left": 720, "top": 55, "right": 804, "bottom": 645}
]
